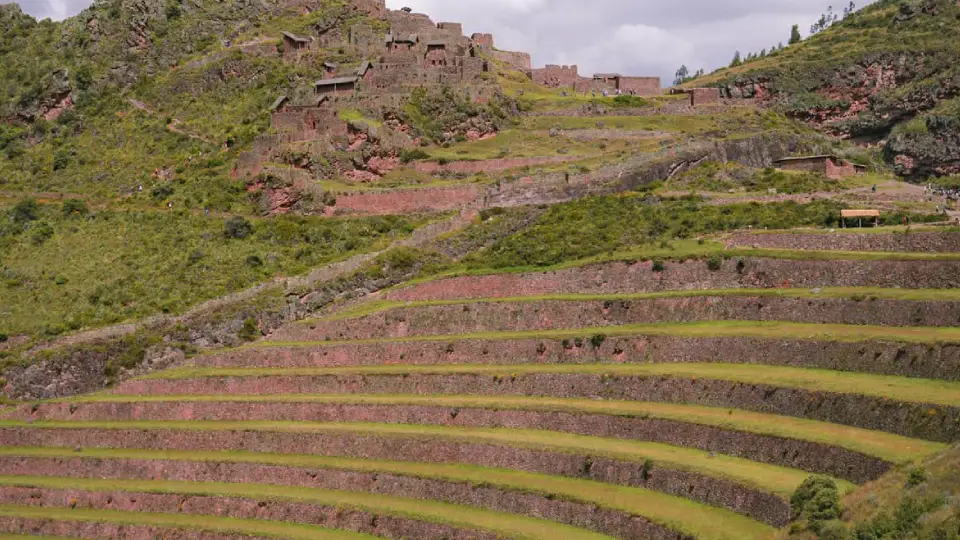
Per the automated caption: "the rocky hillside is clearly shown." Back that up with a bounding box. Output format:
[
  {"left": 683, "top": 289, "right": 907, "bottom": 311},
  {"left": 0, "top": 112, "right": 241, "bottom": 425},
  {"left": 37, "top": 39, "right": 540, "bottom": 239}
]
[{"left": 702, "top": 0, "right": 960, "bottom": 179}]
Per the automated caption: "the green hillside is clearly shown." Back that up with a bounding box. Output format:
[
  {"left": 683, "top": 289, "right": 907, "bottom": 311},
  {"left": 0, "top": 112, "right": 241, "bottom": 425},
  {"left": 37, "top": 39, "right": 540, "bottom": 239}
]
[{"left": 695, "top": 0, "right": 960, "bottom": 179}]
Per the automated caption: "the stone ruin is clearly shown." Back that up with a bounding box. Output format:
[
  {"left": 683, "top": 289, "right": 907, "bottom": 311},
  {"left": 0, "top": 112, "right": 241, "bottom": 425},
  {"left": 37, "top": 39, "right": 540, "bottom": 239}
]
[{"left": 531, "top": 65, "right": 661, "bottom": 96}]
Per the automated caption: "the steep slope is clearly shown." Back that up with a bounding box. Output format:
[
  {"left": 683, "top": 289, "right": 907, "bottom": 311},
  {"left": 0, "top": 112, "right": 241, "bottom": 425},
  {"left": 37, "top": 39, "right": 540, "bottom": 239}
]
[{"left": 698, "top": 0, "right": 960, "bottom": 179}]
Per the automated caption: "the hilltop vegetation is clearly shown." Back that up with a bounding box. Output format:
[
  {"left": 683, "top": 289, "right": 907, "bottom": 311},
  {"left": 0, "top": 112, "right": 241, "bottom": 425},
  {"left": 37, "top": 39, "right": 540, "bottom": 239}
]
[{"left": 701, "top": 0, "right": 960, "bottom": 179}]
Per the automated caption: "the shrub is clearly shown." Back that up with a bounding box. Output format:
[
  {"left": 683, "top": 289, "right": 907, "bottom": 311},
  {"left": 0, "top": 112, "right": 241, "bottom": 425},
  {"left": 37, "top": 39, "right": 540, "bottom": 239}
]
[
  {"left": 906, "top": 467, "right": 927, "bottom": 487},
  {"left": 238, "top": 317, "right": 260, "bottom": 342},
  {"left": 590, "top": 334, "right": 607, "bottom": 349},
  {"left": 651, "top": 258, "right": 665, "bottom": 272},
  {"left": 224, "top": 216, "right": 253, "bottom": 239},
  {"left": 30, "top": 222, "right": 54, "bottom": 246},
  {"left": 61, "top": 198, "right": 88, "bottom": 216},
  {"left": 736, "top": 258, "right": 746, "bottom": 274},
  {"left": 706, "top": 254, "right": 723, "bottom": 271},
  {"left": 151, "top": 185, "right": 175, "bottom": 200},
  {"left": 10, "top": 198, "right": 39, "bottom": 223},
  {"left": 399, "top": 148, "right": 430, "bottom": 163},
  {"left": 791, "top": 476, "right": 841, "bottom": 531}
]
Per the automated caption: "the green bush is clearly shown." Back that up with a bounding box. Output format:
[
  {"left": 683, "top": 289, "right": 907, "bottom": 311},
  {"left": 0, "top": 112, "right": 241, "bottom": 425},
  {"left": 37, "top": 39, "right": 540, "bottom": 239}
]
[
  {"left": 651, "top": 259, "right": 665, "bottom": 272},
  {"left": 791, "top": 476, "right": 841, "bottom": 532},
  {"left": 10, "top": 198, "right": 39, "bottom": 224},
  {"left": 61, "top": 198, "right": 88, "bottom": 216},
  {"left": 706, "top": 254, "right": 723, "bottom": 271},
  {"left": 590, "top": 334, "right": 607, "bottom": 349},
  {"left": 238, "top": 317, "right": 260, "bottom": 342},
  {"left": 224, "top": 216, "right": 253, "bottom": 239},
  {"left": 399, "top": 148, "right": 430, "bottom": 163},
  {"left": 906, "top": 467, "right": 927, "bottom": 487},
  {"left": 30, "top": 222, "right": 54, "bottom": 246},
  {"left": 610, "top": 95, "right": 649, "bottom": 108}
]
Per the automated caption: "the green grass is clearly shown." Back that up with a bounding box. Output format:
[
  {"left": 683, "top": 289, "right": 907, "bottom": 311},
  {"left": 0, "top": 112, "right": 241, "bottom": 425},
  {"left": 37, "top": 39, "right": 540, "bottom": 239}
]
[
  {"left": 140, "top": 363, "right": 960, "bottom": 408},
  {"left": 0, "top": 503, "right": 377, "bottom": 540},
  {"left": 0, "top": 475, "right": 614, "bottom": 540},
  {"left": 0, "top": 205, "right": 420, "bottom": 340},
  {"left": 0, "top": 446, "right": 773, "bottom": 540},
  {"left": 313, "top": 287, "right": 960, "bottom": 322},
  {"left": 518, "top": 109, "right": 776, "bottom": 134},
  {"left": 57, "top": 395, "right": 945, "bottom": 463},
  {"left": 0, "top": 420, "right": 847, "bottom": 497},
  {"left": 422, "top": 128, "right": 641, "bottom": 162},
  {"left": 395, "top": 241, "right": 960, "bottom": 294}
]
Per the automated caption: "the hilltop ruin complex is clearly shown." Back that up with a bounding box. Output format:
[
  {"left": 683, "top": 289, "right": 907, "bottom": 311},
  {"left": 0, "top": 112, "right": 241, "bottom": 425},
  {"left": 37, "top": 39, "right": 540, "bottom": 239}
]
[{"left": 236, "top": 0, "right": 663, "bottom": 203}]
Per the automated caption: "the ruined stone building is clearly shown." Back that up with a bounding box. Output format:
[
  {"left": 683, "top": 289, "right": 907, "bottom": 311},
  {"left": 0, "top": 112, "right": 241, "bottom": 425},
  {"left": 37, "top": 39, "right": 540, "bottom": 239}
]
[
  {"left": 774, "top": 155, "right": 868, "bottom": 180},
  {"left": 531, "top": 65, "right": 661, "bottom": 95}
]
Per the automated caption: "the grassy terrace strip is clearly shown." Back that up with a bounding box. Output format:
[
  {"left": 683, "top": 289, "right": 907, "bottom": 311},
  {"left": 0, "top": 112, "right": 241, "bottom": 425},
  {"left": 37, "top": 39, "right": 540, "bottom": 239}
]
[
  {"left": 0, "top": 532, "right": 76, "bottom": 540},
  {"left": 313, "top": 287, "right": 960, "bottom": 322},
  {"left": 0, "top": 504, "right": 378, "bottom": 540},
  {"left": 0, "top": 476, "right": 616, "bottom": 540},
  {"left": 138, "top": 363, "right": 960, "bottom": 408},
  {"left": 246, "top": 321, "right": 960, "bottom": 347},
  {"left": 56, "top": 395, "right": 945, "bottom": 463},
  {"left": 399, "top": 243, "right": 960, "bottom": 287},
  {"left": 0, "top": 447, "right": 774, "bottom": 540},
  {"left": 0, "top": 420, "right": 852, "bottom": 497}
]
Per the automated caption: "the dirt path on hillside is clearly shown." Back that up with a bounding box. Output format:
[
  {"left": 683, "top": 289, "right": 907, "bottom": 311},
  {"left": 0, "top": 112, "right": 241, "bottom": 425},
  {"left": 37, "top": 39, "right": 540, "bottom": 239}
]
[
  {"left": 128, "top": 99, "right": 218, "bottom": 145},
  {"left": 25, "top": 210, "right": 477, "bottom": 353}
]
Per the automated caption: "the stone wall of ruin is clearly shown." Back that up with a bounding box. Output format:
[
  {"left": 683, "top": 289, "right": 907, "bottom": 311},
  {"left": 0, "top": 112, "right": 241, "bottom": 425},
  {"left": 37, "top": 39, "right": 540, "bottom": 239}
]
[
  {"left": 492, "top": 50, "right": 532, "bottom": 70},
  {"left": 690, "top": 88, "right": 720, "bottom": 106},
  {"left": 326, "top": 186, "right": 479, "bottom": 216}
]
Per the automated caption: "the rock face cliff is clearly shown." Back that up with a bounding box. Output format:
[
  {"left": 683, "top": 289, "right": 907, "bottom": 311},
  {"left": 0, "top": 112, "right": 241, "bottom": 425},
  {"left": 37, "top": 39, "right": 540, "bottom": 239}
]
[{"left": 714, "top": 0, "right": 960, "bottom": 179}]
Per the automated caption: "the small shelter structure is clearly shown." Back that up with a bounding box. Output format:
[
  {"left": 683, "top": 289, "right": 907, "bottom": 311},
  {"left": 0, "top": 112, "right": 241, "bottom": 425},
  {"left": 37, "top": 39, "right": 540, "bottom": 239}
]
[
  {"left": 315, "top": 76, "right": 358, "bottom": 95},
  {"left": 841, "top": 209, "right": 881, "bottom": 228},
  {"left": 774, "top": 155, "right": 867, "bottom": 180}
]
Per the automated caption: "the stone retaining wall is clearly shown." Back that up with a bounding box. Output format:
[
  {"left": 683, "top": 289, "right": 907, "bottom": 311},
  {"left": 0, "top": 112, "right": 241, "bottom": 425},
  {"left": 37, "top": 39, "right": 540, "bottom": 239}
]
[
  {"left": 726, "top": 231, "right": 960, "bottom": 252},
  {"left": 412, "top": 156, "right": 577, "bottom": 175},
  {"left": 272, "top": 297, "right": 960, "bottom": 342},
  {"left": 202, "top": 336, "right": 960, "bottom": 381},
  {"left": 12, "top": 402, "right": 887, "bottom": 483},
  {"left": 0, "top": 456, "right": 688, "bottom": 540},
  {"left": 0, "top": 518, "right": 267, "bottom": 539},
  {"left": 383, "top": 258, "right": 960, "bottom": 302},
  {"left": 0, "top": 486, "right": 496, "bottom": 540},
  {"left": 0, "top": 427, "right": 790, "bottom": 525},
  {"left": 112, "top": 375, "right": 959, "bottom": 442},
  {"left": 328, "top": 186, "right": 479, "bottom": 216}
]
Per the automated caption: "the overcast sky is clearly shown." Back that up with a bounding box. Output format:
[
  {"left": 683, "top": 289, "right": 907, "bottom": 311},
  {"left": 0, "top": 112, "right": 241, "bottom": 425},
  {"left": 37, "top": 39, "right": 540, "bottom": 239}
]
[{"left": 11, "top": 0, "right": 872, "bottom": 83}]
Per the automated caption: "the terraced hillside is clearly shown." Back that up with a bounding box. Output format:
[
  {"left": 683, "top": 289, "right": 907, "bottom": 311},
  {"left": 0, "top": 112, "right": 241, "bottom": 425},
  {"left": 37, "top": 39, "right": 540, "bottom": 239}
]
[
  {"left": 1, "top": 227, "right": 959, "bottom": 539},
  {"left": 2, "top": 0, "right": 960, "bottom": 538}
]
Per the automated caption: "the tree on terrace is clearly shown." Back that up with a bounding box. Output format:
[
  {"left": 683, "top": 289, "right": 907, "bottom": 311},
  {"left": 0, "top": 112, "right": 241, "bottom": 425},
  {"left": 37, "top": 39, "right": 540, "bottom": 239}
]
[{"left": 674, "top": 65, "right": 689, "bottom": 86}]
